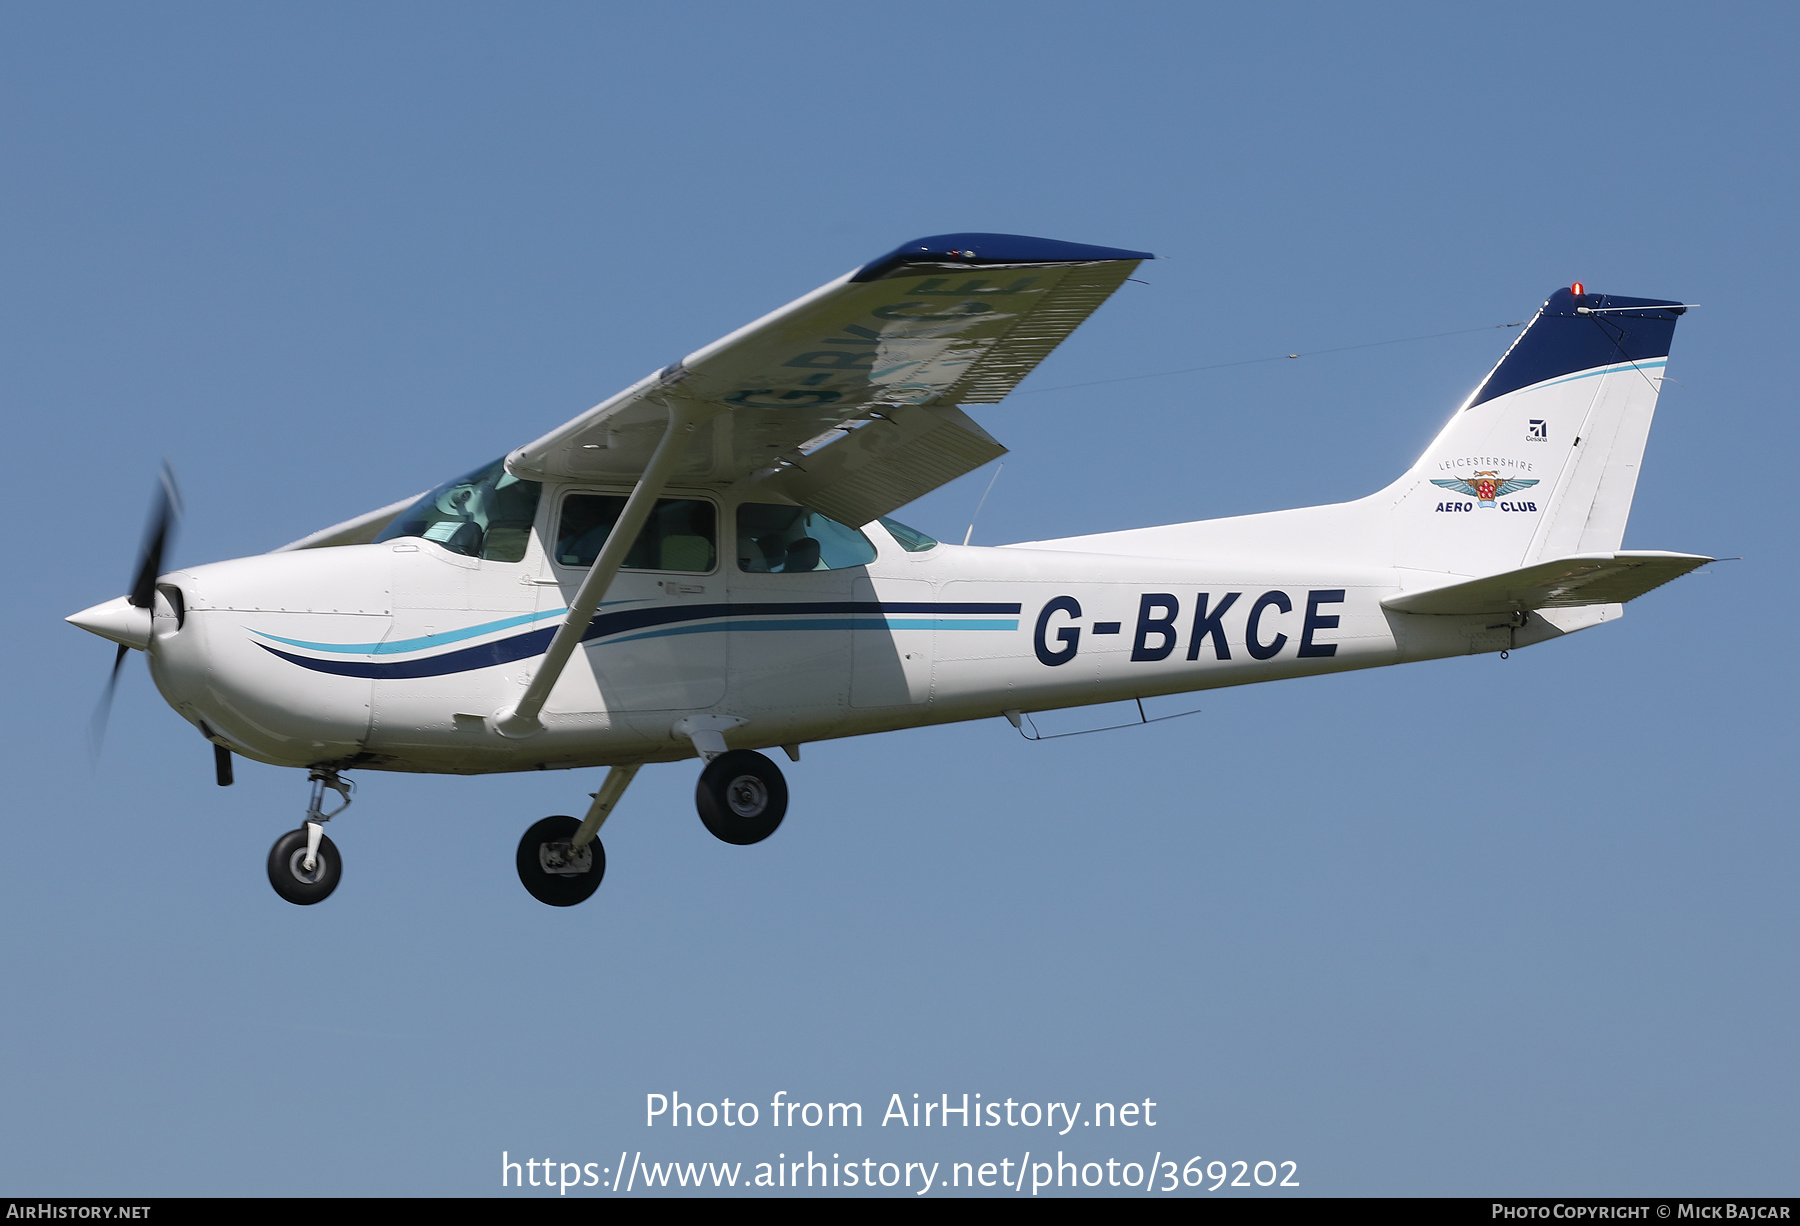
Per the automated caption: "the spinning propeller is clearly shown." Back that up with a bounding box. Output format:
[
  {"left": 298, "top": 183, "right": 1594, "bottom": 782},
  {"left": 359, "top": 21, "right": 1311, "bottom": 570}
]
[{"left": 84, "top": 463, "right": 182, "bottom": 755}]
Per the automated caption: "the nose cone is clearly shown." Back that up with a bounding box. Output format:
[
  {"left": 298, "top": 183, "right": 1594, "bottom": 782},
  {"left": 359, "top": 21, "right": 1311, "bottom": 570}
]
[{"left": 67, "top": 595, "right": 152, "bottom": 650}]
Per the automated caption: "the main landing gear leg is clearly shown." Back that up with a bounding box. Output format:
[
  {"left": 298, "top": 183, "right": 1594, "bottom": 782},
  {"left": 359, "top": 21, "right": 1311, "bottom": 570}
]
[
  {"left": 267, "top": 768, "right": 352, "bottom": 906},
  {"left": 516, "top": 763, "right": 640, "bottom": 907}
]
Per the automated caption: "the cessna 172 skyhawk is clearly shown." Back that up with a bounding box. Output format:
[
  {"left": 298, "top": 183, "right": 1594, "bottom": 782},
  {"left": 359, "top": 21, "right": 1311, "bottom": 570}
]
[{"left": 68, "top": 233, "right": 1706, "bottom": 907}]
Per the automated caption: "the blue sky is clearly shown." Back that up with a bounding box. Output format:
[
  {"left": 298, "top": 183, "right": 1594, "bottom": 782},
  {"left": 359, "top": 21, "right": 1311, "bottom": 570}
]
[{"left": 4, "top": 2, "right": 1795, "bottom": 1196}]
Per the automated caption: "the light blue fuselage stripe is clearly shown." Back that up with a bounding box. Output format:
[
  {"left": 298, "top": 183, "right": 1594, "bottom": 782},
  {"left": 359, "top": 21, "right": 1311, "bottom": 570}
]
[
  {"left": 254, "top": 608, "right": 567, "bottom": 655},
  {"left": 251, "top": 599, "right": 646, "bottom": 655},
  {"left": 254, "top": 600, "right": 647, "bottom": 655},
  {"left": 608, "top": 617, "right": 1019, "bottom": 645}
]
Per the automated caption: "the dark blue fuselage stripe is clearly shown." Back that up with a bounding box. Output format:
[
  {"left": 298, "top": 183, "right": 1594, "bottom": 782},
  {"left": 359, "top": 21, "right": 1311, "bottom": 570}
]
[{"left": 255, "top": 600, "right": 1023, "bottom": 680}]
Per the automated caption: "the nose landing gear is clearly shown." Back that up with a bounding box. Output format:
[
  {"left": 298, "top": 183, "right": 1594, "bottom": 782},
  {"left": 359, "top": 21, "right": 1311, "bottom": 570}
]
[{"left": 267, "top": 769, "right": 352, "bottom": 905}]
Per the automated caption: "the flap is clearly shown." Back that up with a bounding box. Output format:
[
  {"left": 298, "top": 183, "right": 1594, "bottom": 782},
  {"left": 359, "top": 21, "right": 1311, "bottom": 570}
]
[
  {"left": 771, "top": 404, "right": 1007, "bottom": 527},
  {"left": 1383, "top": 551, "right": 1712, "bottom": 615}
]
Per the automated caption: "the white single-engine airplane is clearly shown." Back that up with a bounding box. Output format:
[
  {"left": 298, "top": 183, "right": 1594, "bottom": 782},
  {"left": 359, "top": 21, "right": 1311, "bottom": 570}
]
[{"left": 69, "top": 234, "right": 1707, "bottom": 906}]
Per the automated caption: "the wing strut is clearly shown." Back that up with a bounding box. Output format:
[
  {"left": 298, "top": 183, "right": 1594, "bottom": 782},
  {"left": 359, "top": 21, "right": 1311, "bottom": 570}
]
[{"left": 490, "top": 400, "right": 709, "bottom": 738}]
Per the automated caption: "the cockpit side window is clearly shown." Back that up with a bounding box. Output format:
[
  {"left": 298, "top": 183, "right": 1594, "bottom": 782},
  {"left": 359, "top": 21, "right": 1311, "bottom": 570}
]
[
  {"left": 736, "top": 504, "right": 877, "bottom": 573},
  {"left": 376, "top": 458, "right": 543, "bottom": 562},
  {"left": 555, "top": 495, "right": 717, "bottom": 572}
]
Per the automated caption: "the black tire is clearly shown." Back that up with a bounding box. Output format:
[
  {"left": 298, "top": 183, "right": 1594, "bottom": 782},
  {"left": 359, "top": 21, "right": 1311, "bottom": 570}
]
[
  {"left": 696, "top": 750, "right": 787, "bottom": 845},
  {"left": 267, "top": 827, "right": 342, "bottom": 905},
  {"left": 516, "top": 815, "right": 605, "bottom": 907}
]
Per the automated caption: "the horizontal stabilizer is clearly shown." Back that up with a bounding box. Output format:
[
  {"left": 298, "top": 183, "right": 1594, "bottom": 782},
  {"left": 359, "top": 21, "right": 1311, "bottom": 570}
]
[{"left": 1383, "top": 551, "right": 1711, "bottom": 616}]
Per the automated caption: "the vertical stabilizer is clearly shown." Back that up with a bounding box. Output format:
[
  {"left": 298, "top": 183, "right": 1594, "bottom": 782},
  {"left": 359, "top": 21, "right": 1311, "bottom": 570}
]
[{"left": 1383, "top": 286, "right": 1684, "bottom": 575}]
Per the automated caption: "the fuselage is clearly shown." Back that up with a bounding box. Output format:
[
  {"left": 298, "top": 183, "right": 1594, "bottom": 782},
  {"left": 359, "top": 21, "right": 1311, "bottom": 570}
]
[
  {"left": 142, "top": 483, "right": 1588, "bottom": 775},
  {"left": 91, "top": 281, "right": 1685, "bottom": 782}
]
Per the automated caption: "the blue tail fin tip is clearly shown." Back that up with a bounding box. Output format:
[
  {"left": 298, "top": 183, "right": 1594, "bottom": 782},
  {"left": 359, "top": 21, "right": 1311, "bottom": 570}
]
[{"left": 1468, "top": 286, "right": 1685, "bottom": 409}]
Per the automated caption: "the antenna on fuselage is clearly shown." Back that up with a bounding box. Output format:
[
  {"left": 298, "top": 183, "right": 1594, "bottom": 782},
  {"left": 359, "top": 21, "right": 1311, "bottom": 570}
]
[{"left": 962, "top": 462, "right": 1004, "bottom": 547}]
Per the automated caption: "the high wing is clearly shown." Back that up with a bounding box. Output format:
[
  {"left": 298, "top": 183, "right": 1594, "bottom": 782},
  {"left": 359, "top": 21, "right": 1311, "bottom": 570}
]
[
  {"left": 1382, "top": 551, "right": 1712, "bottom": 616},
  {"left": 504, "top": 233, "right": 1151, "bottom": 526}
]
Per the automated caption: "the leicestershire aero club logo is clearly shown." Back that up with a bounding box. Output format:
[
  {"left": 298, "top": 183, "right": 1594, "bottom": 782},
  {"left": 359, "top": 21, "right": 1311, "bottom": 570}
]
[{"left": 1431, "top": 471, "right": 1539, "bottom": 508}]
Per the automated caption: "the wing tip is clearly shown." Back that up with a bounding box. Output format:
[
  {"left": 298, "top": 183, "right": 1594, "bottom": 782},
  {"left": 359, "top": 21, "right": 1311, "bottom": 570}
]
[{"left": 850, "top": 233, "right": 1153, "bottom": 283}]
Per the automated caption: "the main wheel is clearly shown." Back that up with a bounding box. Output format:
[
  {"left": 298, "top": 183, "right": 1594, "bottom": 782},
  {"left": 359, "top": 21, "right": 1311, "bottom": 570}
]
[
  {"left": 516, "top": 815, "right": 605, "bottom": 907},
  {"left": 696, "top": 750, "right": 788, "bottom": 845},
  {"left": 267, "top": 827, "right": 341, "bottom": 905}
]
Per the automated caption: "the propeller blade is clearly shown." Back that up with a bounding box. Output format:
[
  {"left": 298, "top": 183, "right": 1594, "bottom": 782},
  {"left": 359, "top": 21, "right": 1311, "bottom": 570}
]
[
  {"left": 89, "top": 642, "right": 131, "bottom": 760},
  {"left": 127, "top": 462, "right": 182, "bottom": 610},
  {"left": 92, "top": 462, "right": 182, "bottom": 761}
]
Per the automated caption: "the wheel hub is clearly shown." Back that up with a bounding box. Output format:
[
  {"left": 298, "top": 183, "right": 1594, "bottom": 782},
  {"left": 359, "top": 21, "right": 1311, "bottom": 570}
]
[
  {"left": 287, "top": 848, "right": 325, "bottom": 884},
  {"left": 726, "top": 775, "right": 768, "bottom": 817},
  {"left": 538, "top": 840, "right": 593, "bottom": 877}
]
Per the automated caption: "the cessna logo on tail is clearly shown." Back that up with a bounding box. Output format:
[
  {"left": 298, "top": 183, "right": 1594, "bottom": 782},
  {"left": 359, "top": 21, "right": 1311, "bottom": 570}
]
[{"left": 1432, "top": 470, "right": 1539, "bottom": 510}]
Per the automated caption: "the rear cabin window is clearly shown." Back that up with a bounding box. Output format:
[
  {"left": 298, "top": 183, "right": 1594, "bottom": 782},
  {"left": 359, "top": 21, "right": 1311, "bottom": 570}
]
[
  {"left": 556, "top": 495, "right": 717, "bottom": 572},
  {"left": 376, "top": 458, "right": 542, "bottom": 562},
  {"left": 736, "top": 504, "right": 877, "bottom": 573},
  {"left": 878, "top": 516, "right": 939, "bottom": 552}
]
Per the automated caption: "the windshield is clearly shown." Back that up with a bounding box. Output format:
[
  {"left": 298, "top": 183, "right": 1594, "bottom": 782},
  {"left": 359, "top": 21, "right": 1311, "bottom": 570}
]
[{"left": 376, "top": 458, "right": 543, "bottom": 562}]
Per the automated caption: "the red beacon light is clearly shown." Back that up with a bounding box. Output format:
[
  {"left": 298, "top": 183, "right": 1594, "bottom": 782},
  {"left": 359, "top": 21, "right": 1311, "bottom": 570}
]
[{"left": 1571, "top": 282, "right": 1585, "bottom": 296}]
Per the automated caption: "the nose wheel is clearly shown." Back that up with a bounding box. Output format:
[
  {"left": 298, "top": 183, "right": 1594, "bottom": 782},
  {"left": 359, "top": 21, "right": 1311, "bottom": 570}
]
[
  {"left": 696, "top": 750, "right": 787, "bottom": 845},
  {"left": 267, "top": 768, "right": 352, "bottom": 906},
  {"left": 268, "top": 826, "right": 342, "bottom": 904}
]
